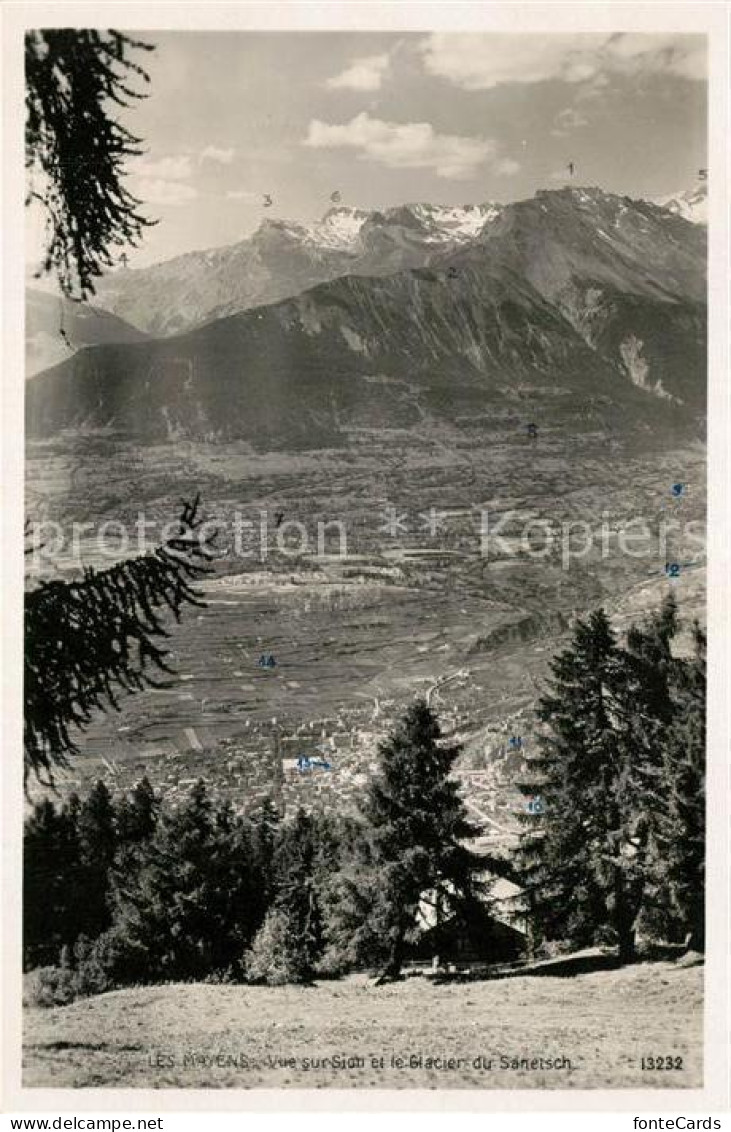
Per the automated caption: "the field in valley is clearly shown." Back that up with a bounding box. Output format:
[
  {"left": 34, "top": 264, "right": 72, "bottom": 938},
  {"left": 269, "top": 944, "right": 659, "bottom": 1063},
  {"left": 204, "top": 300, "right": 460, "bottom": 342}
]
[
  {"left": 22, "top": 960, "right": 703, "bottom": 1090},
  {"left": 24, "top": 427, "right": 706, "bottom": 834}
]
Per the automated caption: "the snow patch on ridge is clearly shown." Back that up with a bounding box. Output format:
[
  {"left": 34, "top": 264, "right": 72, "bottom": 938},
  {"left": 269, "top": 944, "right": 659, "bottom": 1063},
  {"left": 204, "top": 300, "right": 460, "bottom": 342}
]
[
  {"left": 406, "top": 203, "right": 501, "bottom": 242},
  {"left": 655, "top": 182, "right": 708, "bottom": 225},
  {"left": 264, "top": 202, "right": 503, "bottom": 253},
  {"left": 314, "top": 208, "right": 369, "bottom": 250},
  {"left": 340, "top": 325, "right": 368, "bottom": 354},
  {"left": 297, "top": 300, "right": 323, "bottom": 336},
  {"left": 620, "top": 335, "right": 678, "bottom": 402}
]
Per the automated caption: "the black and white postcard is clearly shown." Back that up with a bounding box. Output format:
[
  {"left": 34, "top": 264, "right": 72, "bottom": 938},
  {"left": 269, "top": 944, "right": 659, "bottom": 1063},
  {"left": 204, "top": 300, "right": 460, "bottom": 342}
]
[{"left": 2, "top": 0, "right": 728, "bottom": 1115}]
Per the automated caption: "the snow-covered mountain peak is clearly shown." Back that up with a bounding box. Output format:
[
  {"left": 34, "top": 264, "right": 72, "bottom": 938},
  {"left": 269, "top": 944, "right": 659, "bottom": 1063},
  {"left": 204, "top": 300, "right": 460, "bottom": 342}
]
[
  {"left": 255, "top": 202, "right": 501, "bottom": 251},
  {"left": 655, "top": 180, "right": 708, "bottom": 225},
  {"left": 402, "top": 202, "right": 502, "bottom": 242},
  {"left": 312, "top": 207, "right": 370, "bottom": 250}
]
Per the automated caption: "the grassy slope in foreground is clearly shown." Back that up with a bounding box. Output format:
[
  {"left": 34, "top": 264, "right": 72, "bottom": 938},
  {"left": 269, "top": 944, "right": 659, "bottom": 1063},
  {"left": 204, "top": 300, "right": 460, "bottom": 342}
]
[{"left": 23, "top": 960, "right": 702, "bottom": 1089}]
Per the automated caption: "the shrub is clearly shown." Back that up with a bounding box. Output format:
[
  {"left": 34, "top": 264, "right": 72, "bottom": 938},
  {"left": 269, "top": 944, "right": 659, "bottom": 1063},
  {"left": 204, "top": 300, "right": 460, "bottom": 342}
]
[
  {"left": 24, "top": 965, "right": 77, "bottom": 1008},
  {"left": 313, "top": 947, "right": 348, "bottom": 979},
  {"left": 78, "top": 926, "right": 149, "bottom": 990},
  {"left": 243, "top": 908, "right": 311, "bottom": 986},
  {"left": 532, "top": 938, "right": 575, "bottom": 960},
  {"left": 26, "top": 927, "right": 152, "bottom": 1007},
  {"left": 201, "top": 967, "right": 237, "bottom": 985}
]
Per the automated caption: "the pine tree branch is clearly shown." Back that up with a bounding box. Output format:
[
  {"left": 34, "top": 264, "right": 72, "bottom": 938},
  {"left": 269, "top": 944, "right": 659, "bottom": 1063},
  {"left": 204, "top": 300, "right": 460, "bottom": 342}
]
[{"left": 24, "top": 498, "right": 216, "bottom": 787}]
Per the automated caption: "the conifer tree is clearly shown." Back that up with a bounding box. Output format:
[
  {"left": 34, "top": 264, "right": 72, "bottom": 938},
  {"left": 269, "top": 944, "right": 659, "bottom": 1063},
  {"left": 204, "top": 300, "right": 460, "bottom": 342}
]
[
  {"left": 652, "top": 623, "right": 706, "bottom": 950},
  {"left": 272, "top": 809, "right": 324, "bottom": 977},
  {"left": 243, "top": 906, "right": 309, "bottom": 986},
  {"left": 116, "top": 777, "right": 159, "bottom": 845},
  {"left": 76, "top": 780, "right": 117, "bottom": 941},
  {"left": 613, "top": 595, "right": 681, "bottom": 941},
  {"left": 518, "top": 600, "right": 706, "bottom": 962},
  {"left": 244, "top": 809, "right": 343, "bottom": 985},
  {"left": 109, "top": 781, "right": 262, "bottom": 982},
  {"left": 25, "top": 29, "right": 155, "bottom": 297},
  {"left": 110, "top": 779, "right": 214, "bottom": 980},
  {"left": 250, "top": 796, "right": 281, "bottom": 909},
  {"left": 23, "top": 795, "right": 81, "bottom": 967},
  {"left": 610, "top": 594, "right": 705, "bottom": 949},
  {"left": 209, "top": 800, "right": 269, "bottom": 971},
  {"left": 25, "top": 497, "right": 216, "bottom": 787},
  {"left": 516, "top": 610, "right": 644, "bottom": 961},
  {"left": 620, "top": 594, "right": 679, "bottom": 764},
  {"left": 328, "top": 699, "right": 481, "bottom": 980}
]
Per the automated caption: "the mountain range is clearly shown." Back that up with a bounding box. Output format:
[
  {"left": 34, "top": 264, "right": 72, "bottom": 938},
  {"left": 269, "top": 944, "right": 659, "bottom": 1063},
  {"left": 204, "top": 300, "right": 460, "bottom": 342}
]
[
  {"left": 89, "top": 188, "right": 706, "bottom": 341},
  {"left": 26, "top": 186, "right": 706, "bottom": 446},
  {"left": 93, "top": 202, "right": 503, "bottom": 337}
]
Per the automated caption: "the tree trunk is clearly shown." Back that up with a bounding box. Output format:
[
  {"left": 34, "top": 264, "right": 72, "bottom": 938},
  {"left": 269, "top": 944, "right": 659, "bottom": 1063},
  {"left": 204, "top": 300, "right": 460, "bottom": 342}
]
[
  {"left": 686, "top": 900, "right": 705, "bottom": 953},
  {"left": 615, "top": 872, "right": 636, "bottom": 965},
  {"left": 376, "top": 934, "right": 405, "bottom": 983},
  {"left": 618, "top": 923, "right": 636, "bottom": 964}
]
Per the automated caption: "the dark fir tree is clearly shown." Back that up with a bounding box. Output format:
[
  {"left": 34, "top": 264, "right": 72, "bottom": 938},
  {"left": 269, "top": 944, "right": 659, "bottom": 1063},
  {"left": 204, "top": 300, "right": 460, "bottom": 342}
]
[
  {"left": 610, "top": 594, "right": 705, "bottom": 950},
  {"left": 108, "top": 779, "right": 217, "bottom": 982},
  {"left": 620, "top": 594, "right": 679, "bottom": 770},
  {"left": 518, "top": 600, "right": 706, "bottom": 963},
  {"left": 652, "top": 622, "right": 706, "bottom": 951},
  {"left": 516, "top": 610, "right": 644, "bottom": 963},
  {"left": 272, "top": 810, "right": 324, "bottom": 977},
  {"left": 109, "top": 781, "right": 263, "bottom": 983},
  {"left": 616, "top": 595, "right": 682, "bottom": 942},
  {"left": 244, "top": 809, "right": 343, "bottom": 985},
  {"left": 25, "top": 29, "right": 155, "bottom": 297},
  {"left": 76, "top": 780, "right": 117, "bottom": 941},
  {"left": 116, "top": 777, "right": 159, "bottom": 846},
  {"left": 24, "top": 497, "right": 216, "bottom": 787},
  {"left": 23, "top": 794, "right": 81, "bottom": 968},
  {"left": 328, "top": 699, "right": 481, "bottom": 980},
  {"left": 250, "top": 796, "right": 281, "bottom": 910}
]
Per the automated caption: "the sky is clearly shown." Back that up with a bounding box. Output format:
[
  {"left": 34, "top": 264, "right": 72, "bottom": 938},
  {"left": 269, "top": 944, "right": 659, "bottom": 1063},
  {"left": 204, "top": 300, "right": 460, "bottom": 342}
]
[{"left": 27, "top": 31, "right": 708, "bottom": 270}]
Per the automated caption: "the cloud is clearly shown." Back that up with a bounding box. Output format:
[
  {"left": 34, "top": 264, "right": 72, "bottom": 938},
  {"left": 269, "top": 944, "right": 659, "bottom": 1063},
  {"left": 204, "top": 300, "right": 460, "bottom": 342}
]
[
  {"left": 420, "top": 33, "right": 705, "bottom": 89},
  {"left": 326, "top": 53, "right": 390, "bottom": 91},
  {"left": 304, "top": 112, "right": 496, "bottom": 180},
  {"left": 133, "top": 155, "right": 193, "bottom": 180},
  {"left": 201, "top": 145, "right": 235, "bottom": 165},
  {"left": 225, "top": 188, "right": 258, "bottom": 200},
  {"left": 603, "top": 32, "right": 706, "bottom": 81},
  {"left": 130, "top": 155, "right": 197, "bottom": 204},
  {"left": 551, "top": 106, "right": 590, "bottom": 137},
  {"left": 136, "top": 179, "right": 198, "bottom": 206},
  {"left": 496, "top": 157, "right": 521, "bottom": 176},
  {"left": 420, "top": 34, "right": 605, "bottom": 89}
]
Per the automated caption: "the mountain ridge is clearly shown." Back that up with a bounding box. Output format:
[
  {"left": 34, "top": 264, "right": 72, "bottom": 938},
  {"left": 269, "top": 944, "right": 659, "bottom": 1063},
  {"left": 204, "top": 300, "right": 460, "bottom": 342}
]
[
  {"left": 26, "top": 189, "right": 705, "bottom": 448},
  {"left": 94, "top": 199, "right": 505, "bottom": 337},
  {"left": 91, "top": 187, "right": 704, "bottom": 340}
]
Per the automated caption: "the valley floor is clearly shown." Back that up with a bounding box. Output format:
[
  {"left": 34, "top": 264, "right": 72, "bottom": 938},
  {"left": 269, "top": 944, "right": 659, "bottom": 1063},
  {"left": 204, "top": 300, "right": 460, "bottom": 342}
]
[{"left": 23, "top": 960, "right": 702, "bottom": 1090}]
